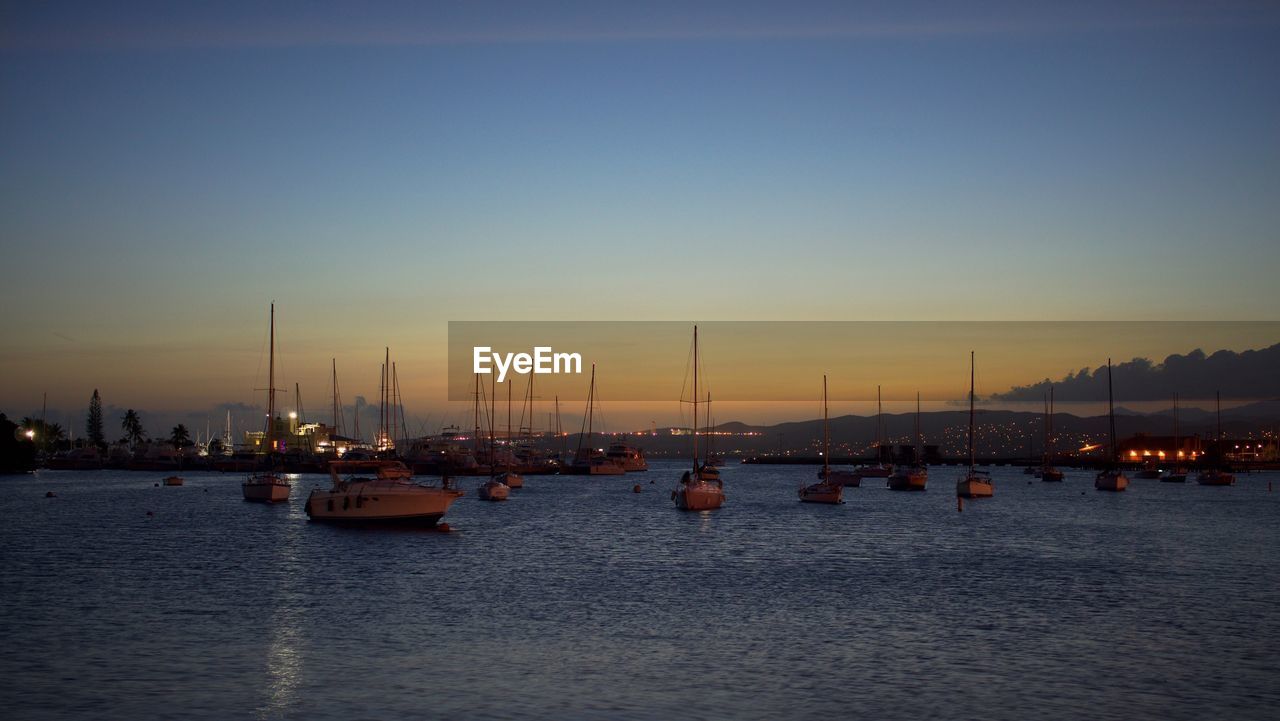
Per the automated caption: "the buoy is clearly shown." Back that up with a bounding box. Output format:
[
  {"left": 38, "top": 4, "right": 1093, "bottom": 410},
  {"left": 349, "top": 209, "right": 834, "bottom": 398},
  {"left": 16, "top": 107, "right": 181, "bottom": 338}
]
[
  {"left": 45, "top": 491, "right": 56, "bottom": 498},
  {"left": 154, "top": 483, "right": 159, "bottom": 487},
  {"left": 146, "top": 511, "right": 154, "bottom": 517},
  {"left": 633, "top": 484, "right": 642, "bottom": 493},
  {"left": 437, "top": 522, "right": 451, "bottom": 532}
]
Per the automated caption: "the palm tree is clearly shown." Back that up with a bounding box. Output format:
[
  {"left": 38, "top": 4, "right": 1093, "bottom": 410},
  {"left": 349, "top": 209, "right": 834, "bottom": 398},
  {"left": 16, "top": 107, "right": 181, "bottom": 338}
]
[
  {"left": 169, "top": 424, "right": 193, "bottom": 449},
  {"left": 121, "top": 409, "right": 146, "bottom": 447},
  {"left": 19, "top": 417, "right": 66, "bottom": 452}
]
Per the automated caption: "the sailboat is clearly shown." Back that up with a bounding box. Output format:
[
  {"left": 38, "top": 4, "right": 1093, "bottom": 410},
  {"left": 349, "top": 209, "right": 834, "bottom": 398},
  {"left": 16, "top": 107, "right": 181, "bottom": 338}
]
[
  {"left": 853, "top": 385, "right": 892, "bottom": 482},
  {"left": 674, "top": 326, "right": 726, "bottom": 511},
  {"left": 497, "top": 379, "right": 524, "bottom": 489},
  {"left": 1196, "top": 391, "right": 1235, "bottom": 486},
  {"left": 799, "top": 375, "right": 844, "bottom": 504},
  {"left": 568, "top": 364, "right": 626, "bottom": 475},
  {"left": 1161, "top": 394, "right": 1188, "bottom": 482},
  {"left": 956, "top": 351, "right": 993, "bottom": 498},
  {"left": 478, "top": 376, "right": 506, "bottom": 499},
  {"left": 243, "top": 303, "right": 291, "bottom": 503},
  {"left": 1094, "top": 358, "right": 1129, "bottom": 492},
  {"left": 1040, "top": 387, "right": 1065, "bottom": 482},
  {"left": 887, "top": 392, "right": 928, "bottom": 491}
]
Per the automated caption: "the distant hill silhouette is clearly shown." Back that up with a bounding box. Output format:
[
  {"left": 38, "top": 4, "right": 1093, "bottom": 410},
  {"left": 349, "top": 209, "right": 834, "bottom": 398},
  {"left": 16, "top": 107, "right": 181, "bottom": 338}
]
[{"left": 991, "top": 343, "right": 1280, "bottom": 402}]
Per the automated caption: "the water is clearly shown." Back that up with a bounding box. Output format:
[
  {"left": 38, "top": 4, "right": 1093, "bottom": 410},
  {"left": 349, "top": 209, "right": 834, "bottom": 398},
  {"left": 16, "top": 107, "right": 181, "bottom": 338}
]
[{"left": 2, "top": 462, "right": 1278, "bottom": 720}]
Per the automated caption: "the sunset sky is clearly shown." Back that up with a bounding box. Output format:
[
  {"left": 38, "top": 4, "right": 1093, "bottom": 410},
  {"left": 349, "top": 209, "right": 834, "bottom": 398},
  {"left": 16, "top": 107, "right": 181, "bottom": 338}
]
[{"left": 2, "top": 1, "right": 1278, "bottom": 432}]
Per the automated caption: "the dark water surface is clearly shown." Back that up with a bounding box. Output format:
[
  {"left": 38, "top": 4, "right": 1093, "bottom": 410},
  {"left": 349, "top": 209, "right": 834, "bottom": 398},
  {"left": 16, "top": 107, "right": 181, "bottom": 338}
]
[{"left": 3, "top": 462, "right": 1278, "bottom": 720}]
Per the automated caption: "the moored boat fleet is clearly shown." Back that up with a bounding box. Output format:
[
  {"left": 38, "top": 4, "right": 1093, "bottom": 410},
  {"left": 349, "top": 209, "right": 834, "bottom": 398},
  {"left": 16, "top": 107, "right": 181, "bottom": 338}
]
[{"left": 39, "top": 312, "right": 1256, "bottom": 526}]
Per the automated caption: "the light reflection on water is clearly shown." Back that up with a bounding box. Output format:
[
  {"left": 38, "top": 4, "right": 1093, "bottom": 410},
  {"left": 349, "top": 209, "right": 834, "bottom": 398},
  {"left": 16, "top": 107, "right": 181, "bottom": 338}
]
[{"left": 1, "top": 462, "right": 1279, "bottom": 720}]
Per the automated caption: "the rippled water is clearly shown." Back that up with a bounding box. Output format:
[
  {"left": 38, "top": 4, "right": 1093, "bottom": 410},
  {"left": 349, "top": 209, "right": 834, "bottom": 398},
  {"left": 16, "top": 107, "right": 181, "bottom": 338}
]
[{"left": 2, "top": 462, "right": 1278, "bottom": 720}]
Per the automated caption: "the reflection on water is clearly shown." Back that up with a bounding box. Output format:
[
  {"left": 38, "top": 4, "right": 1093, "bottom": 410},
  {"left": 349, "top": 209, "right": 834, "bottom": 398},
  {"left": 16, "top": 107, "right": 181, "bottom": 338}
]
[
  {"left": 258, "top": 515, "right": 304, "bottom": 720},
  {"left": 1, "top": 463, "right": 1279, "bottom": 720}
]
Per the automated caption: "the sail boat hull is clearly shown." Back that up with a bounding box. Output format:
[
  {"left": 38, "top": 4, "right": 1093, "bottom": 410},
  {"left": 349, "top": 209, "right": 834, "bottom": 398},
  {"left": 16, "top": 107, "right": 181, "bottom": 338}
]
[
  {"left": 243, "top": 476, "right": 290, "bottom": 503},
  {"left": 1196, "top": 470, "right": 1234, "bottom": 486},
  {"left": 888, "top": 468, "right": 928, "bottom": 491},
  {"left": 1094, "top": 471, "right": 1129, "bottom": 492},
  {"left": 674, "top": 479, "right": 725, "bottom": 510},
  {"left": 799, "top": 481, "right": 843, "bottom": 504},
  {"left": 956, "top": 475, "right": 993, "bottom": 498},
  {"left": 478, "top": 479, "right": 510, "bottom": 501}
]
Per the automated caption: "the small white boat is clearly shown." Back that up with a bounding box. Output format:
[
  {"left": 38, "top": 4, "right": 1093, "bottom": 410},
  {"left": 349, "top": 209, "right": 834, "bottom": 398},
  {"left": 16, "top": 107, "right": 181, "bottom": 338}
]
[{"left": 478, "top": 477, "right": 511, "bottom": 501}]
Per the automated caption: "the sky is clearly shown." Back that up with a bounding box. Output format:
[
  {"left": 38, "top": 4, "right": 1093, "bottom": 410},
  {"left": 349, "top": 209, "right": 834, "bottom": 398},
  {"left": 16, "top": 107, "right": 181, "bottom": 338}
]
[{"left": 2, "top": 1, "right": 1278, "bottom": 433}]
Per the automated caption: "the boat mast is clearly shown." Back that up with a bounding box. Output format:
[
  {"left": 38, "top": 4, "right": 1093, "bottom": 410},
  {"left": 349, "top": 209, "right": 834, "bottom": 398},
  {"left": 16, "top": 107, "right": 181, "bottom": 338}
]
[
  {"left": 1216, "top": 390, "right": 1222, "bottom": 464},
  {"left": 490, "top": 373, "right": 497, "bottom": 480},
  {"left": 267, "top": 303, "right": 276, "bottom": 453},
  {"left": 577, "top": 365, "right": 596, "bottom": 459},
  {"left": 394, "top": 362, "right": 407, "bottom": 449},
  {"left": 473, "top": 373, "right": 481, "bottom": 458},
  {"left": 332, "top": 359, "right": 340, "bottom": 433},
  {"left": 968, "top": 351, "right": 975, "bottom": 473},
  {"left": 1173, "top": 393, "right": 1179, "bottom": 463},
  {"left": 1048, "top": 386, "right": 1055, "bottom": 466},
  {"left": 822, "top": 375, "right": 830, "bottom": 476},
  {"left": 693, "top": 325, "right": 699, "bottom": 472},
  {"left": 1107, "top": 358, "right": 1117, "bottom": 467},
  {"left": 876, "top": 385, "right": 882, "bottom": 464},
  {"left": 555, "top": 395, "right": 564, "bottom": 458},
  {"left": 915, "top": 391, "right": 922, "bottom": 466},
  {"left": 506, "top": 376, "right": 513, "bottom": 471}
]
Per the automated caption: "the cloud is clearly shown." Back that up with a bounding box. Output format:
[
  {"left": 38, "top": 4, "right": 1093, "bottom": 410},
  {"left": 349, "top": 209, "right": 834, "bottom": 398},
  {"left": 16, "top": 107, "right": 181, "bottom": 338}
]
[{"left": 991, "top": 342, "right": 1280, "bottom": 402}]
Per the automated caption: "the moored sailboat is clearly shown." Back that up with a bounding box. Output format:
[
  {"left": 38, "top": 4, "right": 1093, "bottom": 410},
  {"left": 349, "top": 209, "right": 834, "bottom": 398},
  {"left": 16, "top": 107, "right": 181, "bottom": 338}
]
[
  {"left": 1161, "top": 393, "right": 1188, "bottom": 483},
  {"left": 674, "top": 326, "right": 726, "bottom": 511},
  {"left": 956, "top": 352, "right": 993, "bottom": 499},
  {"left": 243, "top": 302, "right": 291, "bottom": 503},
  {"left": 888, "top": 392, "right": 928, "bottom": 491},
  {"left": 799, "top": 375, "right": 844, "bottom": 504},
  {"left": 1196, "top": 391, "right": 1235, "bottom": 486},
  {"left": 1094, "top": 358, "right": 1129, "bottom": 492},
  {"left": 568, "top": 364, "right": 626, "bottom": 475},
  {"left": 1040, "top": 387, "right": 1064, "bottom": 482},
  {"left": 851, "top": 385, "right": 891, "bottom": 483}
]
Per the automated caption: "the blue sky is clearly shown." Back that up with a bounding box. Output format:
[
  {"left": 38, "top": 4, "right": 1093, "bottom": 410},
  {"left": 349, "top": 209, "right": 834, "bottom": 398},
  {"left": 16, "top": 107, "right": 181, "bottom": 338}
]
[{"left": 2, "top": 1, "right": 1278, "bottom": 425}]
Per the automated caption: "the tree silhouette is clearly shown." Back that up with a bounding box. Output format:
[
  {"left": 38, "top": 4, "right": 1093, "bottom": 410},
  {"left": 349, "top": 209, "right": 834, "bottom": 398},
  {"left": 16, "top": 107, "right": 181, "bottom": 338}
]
[
  {"left": 86, "top": 389, "right": 105, "bottom": 448},
  {"left": 169, "top": 423, "right": 193, "bottom": 449},
  {"left": 19, "top": 418, "right": 66, "bottom": 452},
  {"left": 122, "top": 409, "right": 146, "bottom": 447}
]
